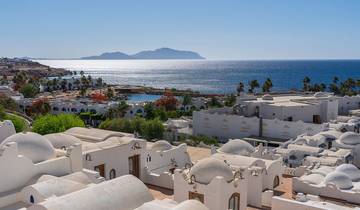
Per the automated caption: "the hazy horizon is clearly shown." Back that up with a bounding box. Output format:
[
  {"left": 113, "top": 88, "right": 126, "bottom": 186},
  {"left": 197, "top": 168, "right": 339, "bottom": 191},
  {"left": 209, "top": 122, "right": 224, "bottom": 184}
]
[{"left": 1, "top": 0, "right": 360, "bottom": 60}]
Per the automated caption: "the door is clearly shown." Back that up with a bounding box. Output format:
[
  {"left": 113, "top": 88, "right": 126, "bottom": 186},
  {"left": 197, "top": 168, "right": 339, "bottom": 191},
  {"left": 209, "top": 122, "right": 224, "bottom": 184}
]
[
  {"left": 129, "top": 155, "right": 140, "bottom": 178},
  {"left": 313, "top": 115, "right": 321, "bottom": 124},
  {"left": 94, "top": 164, "right": 105, "bottom": 178}
]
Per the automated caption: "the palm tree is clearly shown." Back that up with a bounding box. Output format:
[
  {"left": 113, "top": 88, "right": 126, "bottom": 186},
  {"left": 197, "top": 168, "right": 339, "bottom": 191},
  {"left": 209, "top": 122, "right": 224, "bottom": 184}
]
[
  {"left": 262, "top": 78, "right": 273, "bottom": 92},
  {"left": 96, "top": 77, "right": 103, "bottom": 87},
  {"left": 333, "top": 76, "right": 339, "bottom": 84},
  {"left": 248, "top": 80, "right": 259, "bottom": 93},
  {"left": 302, "top": 76, "right": 311, "bottom": 91},
  {"left": 236, "top": 82, "right": 244, "bottom": 95},
  {"left": 74, "top": 79, "right": 81, "bottom": 90},
  {"left": 60, "top": 79, "right": 67, "bottom": 91}
]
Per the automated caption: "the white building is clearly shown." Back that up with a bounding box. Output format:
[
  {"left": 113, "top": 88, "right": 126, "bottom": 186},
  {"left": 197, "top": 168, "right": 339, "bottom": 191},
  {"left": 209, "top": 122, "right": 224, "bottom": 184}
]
[
  {"left": 174, "top": 139, "right": 284, "bottom": 210},
  {"left": 0, "top": 120, "right": 16, "bottom": 143},
  {"left": 293, "top": 163, "right": 360, "bottom": 205},
  {"left": 193, "top": 93, "right": 360, "bottom": 142},
  {"left": 0, "top": 132, "right": 84, "bottom": 209}
]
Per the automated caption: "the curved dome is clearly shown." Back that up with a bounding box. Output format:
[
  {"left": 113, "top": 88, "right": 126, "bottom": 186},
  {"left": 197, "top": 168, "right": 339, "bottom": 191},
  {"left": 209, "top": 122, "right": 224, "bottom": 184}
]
[
  {"left": 151, "top": 140, "right": 172, "bottom": 152},
  {"left": 339, "top": 132, "right": 360, "bottom": 145},
  {"left": 301, "top": 174, "right": 324, "bottom": 185},
  {"left": 262, "top": 94, "right": 273, "bottom": 100},
  {"left": 190, "top": 157, "right": 233, "bottom": 184},
  {"left": 348, "top": 118, "right": 360, "bottom": 124},
  {"left": 1, "top": 132, "right": 56, "bottom": 163},
  {"left": 336, "top": 164, "right": 360, "bottom": 181},
  {"left": 314, "top": 92, "right": 329, "bottom": 98},
  {"left": 45, "top": 133, "right": 81, "bottom": 149},
  {"left": 324, "top": 171, "right": 353, "bottom": 190},
  {"left": 218, "top": 139, "right": 255, "bottom": 155},
  {"left": 312, "top": 166, "right": 334, "bottom": 176}
]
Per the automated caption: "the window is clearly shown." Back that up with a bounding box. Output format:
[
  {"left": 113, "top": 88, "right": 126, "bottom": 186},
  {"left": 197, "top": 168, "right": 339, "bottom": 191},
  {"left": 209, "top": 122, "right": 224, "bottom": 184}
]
[
  {"left": 146, "top": 154, "right": 152, "bottom": 162},
  {"left": 30, "top": 195, "right": 35, "bottom": 204},
  {"left": 189, "top": 191, "right": 204, "bottom": 203},
  {"left": 228, "top": 193, "right": 240, "bottom": 210},
  {"left": 53, "top": 107, "right": 59, "bottom": 111},
  {"left": 109, "top": 169, "right": 116, "bottom": 179}
]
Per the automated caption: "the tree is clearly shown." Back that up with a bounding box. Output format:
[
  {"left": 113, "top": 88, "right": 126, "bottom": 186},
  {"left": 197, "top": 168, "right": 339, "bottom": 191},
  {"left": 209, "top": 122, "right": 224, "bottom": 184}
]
[
  {"left": 106, "top": 87, "right": 114, "bottom": 99},
  {"left": 302, "top": 76, "right": 311, "bottom": 91},
  {"left": 96, "top": 78, "right": 103, "bottom": 87},
  {"left": 26, "top": 98, "right": 51, "bottom": 116},
  {"left": 99, "top": 117, "right": 164, "bottom": 140},
  {"left": 12, "top": 72, "right": 28, "bottom": 90},
  {"left": 182, "top": 94, "right": 192, "bottom": 106},
  {"left": 248, "top": 80, "right": 259, "bottom": 93},
  {"left": 0, "top": 93, "right": 17, "bottom": 110},
  {"left": 236, "top": 82, "right": 244, "bottom": 95},
  {"left": 262, "top": 78, "right": 273, "bottom": 92},
  {"left": 224, "top": 94, "right": 236, "bottom": 107},
  {"left": 60, "top": 79, "right": 67, "bottom": 91},
  {"left": 91, "top": 92, "right": 108, "bottom": 102},
  {"left": 140, "top": 119, "right": 164, "bottom": 140},
  {"left": 106, "top": 101, "right": 129, "bottom": 119},
  {"left": 32, "top": 114, "right": 85, "bottom": 135},
  {"left": 144, "top": 102, "right": 156, "bottom": 119},
  {"left": 155, "top": 91, "right": 178, "bottom": 111},
  {"left": 20, "top": 83, "right": 39, "bottom": 98},
  {"left": 208, "top": 97, "right": 223, "bottom": 108}
]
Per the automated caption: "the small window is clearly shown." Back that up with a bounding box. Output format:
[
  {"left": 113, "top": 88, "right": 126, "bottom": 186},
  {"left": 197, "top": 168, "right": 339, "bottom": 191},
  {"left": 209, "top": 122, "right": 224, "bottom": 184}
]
[
  {"left": 30, "top": 195, "right": 35, "bottom": 204},
  {"left": 228, "top": 193, "right": 240, "bottom": 210},
  {"left": 273, "top": 175, "right": 280, "bottom": 189},
  {"left": 146, "top": 154, "right": 152, "bottom": 162},
  {"left": 109, "top": 169, "right": 116, "bottom": 179},
  {"left": 189, "top": 191, "right": 204, "bottom": 203}
]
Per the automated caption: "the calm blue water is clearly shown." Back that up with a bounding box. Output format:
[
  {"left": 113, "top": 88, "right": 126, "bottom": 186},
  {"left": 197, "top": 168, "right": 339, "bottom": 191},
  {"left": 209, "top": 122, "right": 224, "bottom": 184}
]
[
  {"left": 128, "top": 94, "right": 161, "bottom": 102},
  {"left": 37, "top": 60, "right": 360, "bottom": 94}
]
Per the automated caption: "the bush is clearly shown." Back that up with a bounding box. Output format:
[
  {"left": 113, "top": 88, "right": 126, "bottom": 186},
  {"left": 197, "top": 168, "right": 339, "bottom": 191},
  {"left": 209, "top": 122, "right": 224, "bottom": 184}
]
[
  {"left": 3, "top": 114, "right": 27, "bottom": 132},
  {"left": 99, "top": 117, "right": 164, "bottom": 140},
  {"left": 20, "top": 83, "right": 39, "bottom": 98},
  {"left": 32, "top": 114, "right": 85, "bottom": 135}
]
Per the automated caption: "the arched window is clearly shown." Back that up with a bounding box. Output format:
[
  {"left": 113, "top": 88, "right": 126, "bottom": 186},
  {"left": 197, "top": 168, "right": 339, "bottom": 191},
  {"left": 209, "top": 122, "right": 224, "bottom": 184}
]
[
  {"left": 109, "top": 169, "right": 116, "bottom": 179},
  {"left": 273, "top": 175, "right": 280, "bottom": 189},
  {"left": 228, "top": 193, "right": 240, "bottom": 210},
  {"left": 30, "top": 195, "right": 35, "bottom": 204}
]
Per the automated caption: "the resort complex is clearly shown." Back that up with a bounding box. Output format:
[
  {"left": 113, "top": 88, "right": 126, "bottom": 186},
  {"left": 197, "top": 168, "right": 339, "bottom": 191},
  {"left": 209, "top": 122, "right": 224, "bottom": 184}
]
[{"left": 0, "top": 64, "right": 360, "bottom": 210}]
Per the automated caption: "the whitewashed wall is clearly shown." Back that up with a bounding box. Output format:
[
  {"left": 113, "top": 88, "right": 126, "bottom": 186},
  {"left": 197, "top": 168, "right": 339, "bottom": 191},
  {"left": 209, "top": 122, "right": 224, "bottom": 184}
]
[
  {"left": 193, "top": 111, "right": 326, "bottom": 140},
  {"left": 0, "top": 120, "right": 16, "bottom": 143},
  {"left": 174, "top": 170, "right": 248, "bottom": 210},
  {"left": 338, "top": 95, "right": 360, "bottom": 115}
]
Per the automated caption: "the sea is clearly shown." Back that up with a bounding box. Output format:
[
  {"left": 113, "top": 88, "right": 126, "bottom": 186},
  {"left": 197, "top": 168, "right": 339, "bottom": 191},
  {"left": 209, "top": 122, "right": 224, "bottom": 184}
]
[{"left": 36, "top": 60, "right": 360, "bottom": 94}]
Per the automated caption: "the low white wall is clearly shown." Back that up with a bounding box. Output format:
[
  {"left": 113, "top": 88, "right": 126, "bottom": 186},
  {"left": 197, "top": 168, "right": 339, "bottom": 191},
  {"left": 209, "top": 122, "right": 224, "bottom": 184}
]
[
  {"left": 0, "top": 120, "right": 16, "bottom": 143},
  {"left": 193, "top": 111, "right": 326, "bottom": 140},
  {"left": 145, "top": 168, "right": 174, "bottom": 189},
  {"left": 272, "top": 196, "right": 327, "bottom": 210}
]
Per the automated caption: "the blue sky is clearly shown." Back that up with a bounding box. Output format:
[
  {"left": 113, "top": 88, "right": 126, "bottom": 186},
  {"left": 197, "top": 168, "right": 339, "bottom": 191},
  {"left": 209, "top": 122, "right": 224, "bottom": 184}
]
[{"left": 0, "top": 0, "right": 359, "bottom": 59}]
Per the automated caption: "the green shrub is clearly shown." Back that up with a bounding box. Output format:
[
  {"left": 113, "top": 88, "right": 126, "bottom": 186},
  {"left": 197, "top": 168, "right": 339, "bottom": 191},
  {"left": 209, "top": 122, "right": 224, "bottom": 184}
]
[
  {"left": 99, "top": 117, "right": 164, "bottom": 140},
  {"left": 32, "top": 114, "right": 85, "bottom": 135},
  {"left": 3, "top": 114, "right": 27, "bottom": 132}
]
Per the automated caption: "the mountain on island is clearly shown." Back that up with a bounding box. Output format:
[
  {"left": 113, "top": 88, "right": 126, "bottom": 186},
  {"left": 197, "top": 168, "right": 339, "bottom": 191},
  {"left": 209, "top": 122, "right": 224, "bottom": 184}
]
[
  {"left": 81, "top": 48, "right": 205, "bottom": 60},
  {"left": 81, "top": 52, "right": 132, "bottom": 60}
]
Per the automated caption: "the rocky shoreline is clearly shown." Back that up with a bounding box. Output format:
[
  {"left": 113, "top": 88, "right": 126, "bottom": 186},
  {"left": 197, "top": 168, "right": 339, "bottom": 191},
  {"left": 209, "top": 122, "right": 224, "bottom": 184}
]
[{"left": 0, "top": 58, "right": 71, "bottom": 78}]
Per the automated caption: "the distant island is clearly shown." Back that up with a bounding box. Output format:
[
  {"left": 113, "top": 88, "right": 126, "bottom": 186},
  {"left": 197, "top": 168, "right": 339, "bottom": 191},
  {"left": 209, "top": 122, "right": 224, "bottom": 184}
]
[{"left": 81, "top": 48, "right": 205, "bottom": 60}]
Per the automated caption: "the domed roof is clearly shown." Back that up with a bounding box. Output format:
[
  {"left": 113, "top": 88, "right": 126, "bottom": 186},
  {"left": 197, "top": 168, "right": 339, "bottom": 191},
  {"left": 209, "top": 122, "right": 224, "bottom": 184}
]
[
  {"left": 314, "top": 92, "right": 329, "bottom": 98},
  {"left": 262, "top": 94, "right": 273, "bottom": 100},
  {"left": 218, "top": 139, "right": 255, "bottom": 156},
  {"left": 336, "top": 164, "right": 360, "bottom": 181},
  {"left": 324, "top": 171, "right": 353, "bottom": 190},
  {"left": 190, "top": 157, "right": 233, "bottom": 184},
  {"left": 339, "top": 132, "right": 360, "bottom": 145},
  {"left": 301, "top": 174, "right": 324, "bottom": 185},
  {"left": 45, "top": 133, "right": 81, "bottom": 149},
  {"left": 1, "top": 132, "right": 56, "bottom": 163},
  {"left": 312, "top": 166, "right": 334, "bottom": 176},
  {"left": 151, "top": 140, "right": 172, "bottom": 152}
]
